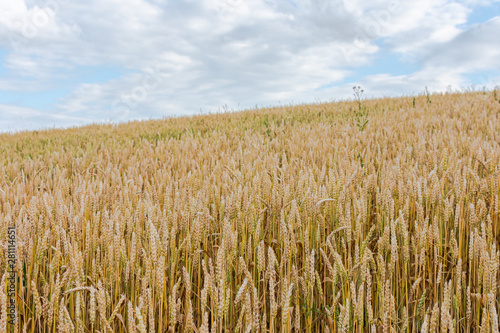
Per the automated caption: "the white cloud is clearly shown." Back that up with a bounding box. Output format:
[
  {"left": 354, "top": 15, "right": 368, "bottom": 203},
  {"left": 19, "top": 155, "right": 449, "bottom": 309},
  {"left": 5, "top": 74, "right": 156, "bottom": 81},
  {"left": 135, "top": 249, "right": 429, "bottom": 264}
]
[
  {"left": 422, "top": 16, "right": 500, "bottom": 71},
  {"left": 0, "top": 103, "right": 92, "bottom": 132},
  {"left": 354, "top": 69, "right": 467, "bottom": 97},
  {"left": 0, "top": 0, "right": 499, "bottom": 131}
]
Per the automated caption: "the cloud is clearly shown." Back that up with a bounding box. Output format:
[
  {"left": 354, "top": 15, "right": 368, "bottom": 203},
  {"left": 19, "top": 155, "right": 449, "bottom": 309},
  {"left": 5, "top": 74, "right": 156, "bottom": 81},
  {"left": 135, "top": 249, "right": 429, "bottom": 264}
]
[
  {"left": 349, "top": 69, "right": 467, "bottom": 97},
  {"left": 0, "top": 103, "right": 92, "bottom": 132},
  {"left": 422, "top": 16, "right": 500, "bottom": 72},
  {"left": 0, "top": 0, "right": 499, "bottom": 131}
]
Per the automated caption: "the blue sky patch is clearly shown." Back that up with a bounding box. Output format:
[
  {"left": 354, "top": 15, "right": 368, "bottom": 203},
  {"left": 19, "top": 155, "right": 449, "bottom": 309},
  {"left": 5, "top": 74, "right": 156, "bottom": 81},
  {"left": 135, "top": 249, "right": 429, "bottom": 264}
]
[{"left": 459, "top": 3, "right": 500, "bottom": 29}]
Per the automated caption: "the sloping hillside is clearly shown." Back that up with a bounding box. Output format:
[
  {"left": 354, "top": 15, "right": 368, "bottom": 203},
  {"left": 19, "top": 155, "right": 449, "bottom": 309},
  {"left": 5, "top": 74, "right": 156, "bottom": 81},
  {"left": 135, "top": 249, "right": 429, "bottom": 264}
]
[{"left": 0, "top": 91, "right": 499, "bottom": 332}]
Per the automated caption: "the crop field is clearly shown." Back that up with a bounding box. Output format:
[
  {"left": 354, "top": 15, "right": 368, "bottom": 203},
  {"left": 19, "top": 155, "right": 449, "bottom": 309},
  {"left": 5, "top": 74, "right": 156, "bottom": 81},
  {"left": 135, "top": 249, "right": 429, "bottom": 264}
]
[{"left": 0, "top": 91, "right": 500, "bottom": 332}]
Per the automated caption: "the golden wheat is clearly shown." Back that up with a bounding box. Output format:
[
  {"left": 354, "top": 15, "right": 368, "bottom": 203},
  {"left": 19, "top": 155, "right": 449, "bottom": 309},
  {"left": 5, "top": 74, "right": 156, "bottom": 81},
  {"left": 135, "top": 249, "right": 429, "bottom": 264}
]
[{"left": 0, "top": 91, "right": 499, "bottom": 332}]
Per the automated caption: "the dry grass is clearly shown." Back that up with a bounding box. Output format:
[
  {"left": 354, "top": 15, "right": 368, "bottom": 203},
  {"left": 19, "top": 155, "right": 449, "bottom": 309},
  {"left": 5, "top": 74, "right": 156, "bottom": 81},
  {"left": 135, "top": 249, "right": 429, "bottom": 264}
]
[{"left": 0, "top": 91, "right": 500, "bottom": 332}]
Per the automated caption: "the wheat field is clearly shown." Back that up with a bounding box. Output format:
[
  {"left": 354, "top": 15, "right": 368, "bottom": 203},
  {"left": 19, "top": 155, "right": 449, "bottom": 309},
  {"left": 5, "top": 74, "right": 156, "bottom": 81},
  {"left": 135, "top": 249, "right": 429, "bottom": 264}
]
[{"left": 0, "top": 91, "right": 499, "bottom": 332}]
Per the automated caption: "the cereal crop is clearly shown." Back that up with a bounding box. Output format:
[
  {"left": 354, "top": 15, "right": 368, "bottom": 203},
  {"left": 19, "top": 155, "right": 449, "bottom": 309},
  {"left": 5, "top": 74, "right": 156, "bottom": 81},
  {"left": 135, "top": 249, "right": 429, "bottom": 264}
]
[{"left": 0, "top": 91, "right": 499, "bottom": 332}]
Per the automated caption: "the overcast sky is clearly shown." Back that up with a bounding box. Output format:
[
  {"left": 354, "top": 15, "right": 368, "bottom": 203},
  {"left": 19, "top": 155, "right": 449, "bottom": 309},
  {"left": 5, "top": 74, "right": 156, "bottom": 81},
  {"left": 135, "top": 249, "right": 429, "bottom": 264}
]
[{"left": 0, "top": 0, "right": 499, "bottom": 132}]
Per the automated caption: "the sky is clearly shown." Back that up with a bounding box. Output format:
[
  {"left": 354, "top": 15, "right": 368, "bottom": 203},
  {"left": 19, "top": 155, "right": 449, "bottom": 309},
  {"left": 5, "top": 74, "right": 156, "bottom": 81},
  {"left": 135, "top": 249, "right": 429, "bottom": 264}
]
[{"left": 0, "top": 0, "right": 499, "bottom": 132}]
